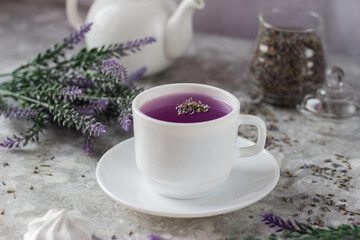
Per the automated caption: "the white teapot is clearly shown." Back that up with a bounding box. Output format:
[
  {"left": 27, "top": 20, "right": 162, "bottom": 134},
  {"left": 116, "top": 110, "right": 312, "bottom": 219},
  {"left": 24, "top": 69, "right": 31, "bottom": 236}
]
[{"left": 66, "top": 0, "right": 204, "bottom": 76}]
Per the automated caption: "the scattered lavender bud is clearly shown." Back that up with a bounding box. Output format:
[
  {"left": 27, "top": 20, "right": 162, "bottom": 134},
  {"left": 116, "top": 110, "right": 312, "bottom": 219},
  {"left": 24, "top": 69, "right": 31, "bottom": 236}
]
[
  {"left": 1, "top": 181, "right": 5, "bottom": 186},
  {"left": 148, "top": 233, "right": 170, "bottom": 240}
]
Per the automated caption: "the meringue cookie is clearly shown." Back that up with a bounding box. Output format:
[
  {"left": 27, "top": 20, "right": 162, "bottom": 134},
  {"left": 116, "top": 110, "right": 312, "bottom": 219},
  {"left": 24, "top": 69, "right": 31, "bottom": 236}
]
[{"left": 24, "top": 209, "right": 93, "bottom": 240}]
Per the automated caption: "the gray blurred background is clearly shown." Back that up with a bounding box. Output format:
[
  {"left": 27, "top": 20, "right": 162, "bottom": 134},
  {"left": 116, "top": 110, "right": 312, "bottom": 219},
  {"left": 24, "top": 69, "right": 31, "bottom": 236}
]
[
  {"left": 1, "top": 0, "right": 359, "bottom": 57},
  {"left": 71, "top": 0, "right": 360, "bottom": 57}
]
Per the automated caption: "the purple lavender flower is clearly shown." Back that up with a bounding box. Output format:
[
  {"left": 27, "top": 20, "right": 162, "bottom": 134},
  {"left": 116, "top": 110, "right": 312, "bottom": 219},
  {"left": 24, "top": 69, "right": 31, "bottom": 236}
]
[
  {"left": 117, "top": 110, "right": 132, "bottom": 132},
  {"left": 76, "top": 100, "right": 108, "bottom": 116},
  {"left": 0, "top": 106, "right": 38, "bottom": 120},
  {"left": 98, "top": 59, "right": 118, "bottom": 74},
  {"left": 99, "top": 59, "right": 128, "bottom": 84},
  {"left": 148, "top": 233, "right": 170, "bottom": 240},
  {"left": 63, "top": 86, "right": 82, "bottom": 101},
  {"left": 76, "top": 106, "right": 95, "bottom": 116},
  {"left": 89, "top": 99, "right": 108, "bottom": 113},
  {"left": 0, "top": 135, "right": 24, "bottom": 148},
  {"left": 0, "top": 132, "right": 38, "bottom": 149},
  {"left": 82, "top": 134, "right": 94, "bottom": 155},
  {"left": 82, "top": 118, "right": 106, "bottom": 137},
  {"left": 261, "top": 213, "right": 301, "bottom": 233},
  {"left": 65, "top": 23, "right": 93, "bottom": 48},
  {"left": 124, "top": 37, "right": 157, "bottom": 53},
  {"left": 126, "top": 66, "right": 147, "bottom": 87},
  {"left": 68, "top": 71, "right": 95, "bottom": 88}
]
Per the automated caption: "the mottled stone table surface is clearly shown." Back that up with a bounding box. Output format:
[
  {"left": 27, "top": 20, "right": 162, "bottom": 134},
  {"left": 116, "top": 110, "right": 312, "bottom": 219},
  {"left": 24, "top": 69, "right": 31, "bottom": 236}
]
[{"left": 1, "top": 1, "right": 360, "bottom": 239}]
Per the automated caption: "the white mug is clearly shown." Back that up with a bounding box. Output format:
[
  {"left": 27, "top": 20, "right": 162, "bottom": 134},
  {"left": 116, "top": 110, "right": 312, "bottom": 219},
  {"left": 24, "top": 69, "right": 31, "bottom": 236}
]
[{"left": 132, "top": 83, "right": 266, "bottom": 199}]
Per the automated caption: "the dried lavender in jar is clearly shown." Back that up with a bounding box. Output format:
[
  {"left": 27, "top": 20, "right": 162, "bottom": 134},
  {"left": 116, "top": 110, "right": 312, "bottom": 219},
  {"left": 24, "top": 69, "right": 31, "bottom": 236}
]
[{"left": 249, "top": 10, "right": 326, "bottom": 107}]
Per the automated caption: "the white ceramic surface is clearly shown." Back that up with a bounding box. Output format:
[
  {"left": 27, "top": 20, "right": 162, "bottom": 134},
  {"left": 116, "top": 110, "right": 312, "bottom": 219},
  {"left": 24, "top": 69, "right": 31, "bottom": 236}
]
[
  {"left": 96, "top": 137, "right": 280, "bottom": 218},
  {"left": 66, "top": 0, "right": 204, "bottom": 76},
  {"left": 132, "top": 83, "right": 267, "bottom": 199}
]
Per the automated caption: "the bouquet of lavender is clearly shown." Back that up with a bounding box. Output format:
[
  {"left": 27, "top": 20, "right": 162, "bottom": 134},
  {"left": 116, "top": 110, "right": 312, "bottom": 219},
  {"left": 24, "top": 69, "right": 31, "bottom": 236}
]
[
  {"left": 219, "top": 213, "right": 360, "bottom": 240},
  {"left": 0, "top": 23, "right": 155, "bottom": 154}
]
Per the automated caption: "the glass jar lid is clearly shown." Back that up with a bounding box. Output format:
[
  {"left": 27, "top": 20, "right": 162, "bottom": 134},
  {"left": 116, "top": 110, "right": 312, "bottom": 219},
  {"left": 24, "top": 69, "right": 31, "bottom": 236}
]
[{"left": 298, "top": 66, "right": 360, "bottom": 121}]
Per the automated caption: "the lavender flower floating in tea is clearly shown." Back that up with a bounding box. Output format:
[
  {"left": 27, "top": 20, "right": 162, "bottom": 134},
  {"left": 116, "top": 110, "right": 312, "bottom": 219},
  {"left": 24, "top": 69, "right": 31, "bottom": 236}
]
[
  {"left": 140, "top": 93, "right": 231, "bottom": 123},
  {"left": 176, "top": 97, "right": 211, "bottom": 115}
]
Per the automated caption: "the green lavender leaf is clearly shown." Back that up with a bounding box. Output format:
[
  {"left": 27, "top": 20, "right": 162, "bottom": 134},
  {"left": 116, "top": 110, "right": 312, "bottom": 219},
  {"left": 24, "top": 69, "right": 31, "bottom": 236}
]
[
  {"left": 0, "top": 23, "right": 152, "bottom": 153},
  {"left": 283, "top": 224, "right": 360, "bottom": 240}
]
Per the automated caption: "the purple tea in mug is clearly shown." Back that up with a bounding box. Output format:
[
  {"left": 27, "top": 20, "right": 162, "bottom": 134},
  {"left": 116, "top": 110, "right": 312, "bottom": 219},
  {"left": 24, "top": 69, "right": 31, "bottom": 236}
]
[{"left": 140, "top": 93, "right": 232, "bottom": 123}]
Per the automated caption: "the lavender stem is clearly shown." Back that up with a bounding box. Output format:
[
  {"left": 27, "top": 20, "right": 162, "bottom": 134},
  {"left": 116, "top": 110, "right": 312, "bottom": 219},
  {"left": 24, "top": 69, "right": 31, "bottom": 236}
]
[
  {"left": 0, "top": 88, "right": 49, "bottom": 108},
  {"left": 80, "top": 95, "right": 109, "bottom": 101},
  {"left": 0, "top": 73, "right": 11, "bottom": 78}
]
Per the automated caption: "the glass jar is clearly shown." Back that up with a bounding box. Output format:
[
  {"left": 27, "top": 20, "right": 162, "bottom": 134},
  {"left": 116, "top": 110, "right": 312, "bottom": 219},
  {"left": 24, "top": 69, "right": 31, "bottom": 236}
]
[{"left": 249, "top": 9, "right": 326, "bottom": 107}]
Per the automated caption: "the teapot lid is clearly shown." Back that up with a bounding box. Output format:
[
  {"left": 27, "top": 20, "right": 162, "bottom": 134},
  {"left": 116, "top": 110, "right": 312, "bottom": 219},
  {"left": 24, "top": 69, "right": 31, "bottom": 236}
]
[{"left": 298, "top": 66, "right": 360, "bottom": 121}]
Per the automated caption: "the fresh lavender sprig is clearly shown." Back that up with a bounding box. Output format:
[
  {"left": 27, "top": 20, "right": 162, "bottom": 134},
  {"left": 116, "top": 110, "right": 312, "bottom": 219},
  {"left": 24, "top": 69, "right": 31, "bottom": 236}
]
[
  {"left": 261, "top": 213, "right": 360, "bottom": 239},
  {"left": 0, "top": 130, "right": 40, "bottom": 149},
  {"left": 0, "top": 134, "right": 26, "bottom": 148},
  {"left": 81, "top": 118, "right": 106, "bottom": 137},
  {"left": 67, "top": 71, "right": 95, "bottom": 88},
  {"left": 126, "top": 66, "right": 147, "bottom": 87},
  {"left": 0, "top": 23, "right": 150, "bottom": 154},
  {"left": 98, "top": 59, "right": 119, "bottom": 74},
  {"left": 261, "top": 213, "right": 304, "bottom": 233},
  {"left": 66, "top": 23, "right": 93, "bottom": 47},
  {"left": 124, "top": 37, "right": 157, "bottom": 52},
  {"left": 117, "top": 110, "right": 132, "bottom": 132},
  {"left": 82, "top": 134, "right": 94, "bottom": 155},
  {"left": 99, "top": 59, "right": 128, "bottom": 84},
  {"left": 0, "top": 106, "right": 38, "bottom": 120},
  {"left": 76, "top": 100, "right": 109, "bottom": 116},
  {"left": 76, "top": 106, "right": 95, "bottom": 116},
  {"left": 13, "top": 23, "right": 93, "bottom": 73},
  {"left": 49, "top": 104, "right": 106, "bottom": 137},
  {"left": 89, "top": 99, "right": 109, "bottom": 113},
  {"left": 63, "top": 86, "right": 82, "bottom": 102}
]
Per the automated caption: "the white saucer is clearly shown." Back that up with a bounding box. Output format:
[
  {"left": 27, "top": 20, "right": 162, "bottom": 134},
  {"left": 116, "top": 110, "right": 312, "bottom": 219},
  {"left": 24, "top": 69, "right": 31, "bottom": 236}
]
[{"left": 96, "top": 137, "right": 280, "bottom": 218}]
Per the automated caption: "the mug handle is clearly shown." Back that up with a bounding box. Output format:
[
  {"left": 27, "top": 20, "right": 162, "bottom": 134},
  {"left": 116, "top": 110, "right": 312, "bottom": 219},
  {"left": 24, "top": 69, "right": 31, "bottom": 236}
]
[{"left": 236, "top": 114, "right": 267, "bottom": 157}]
